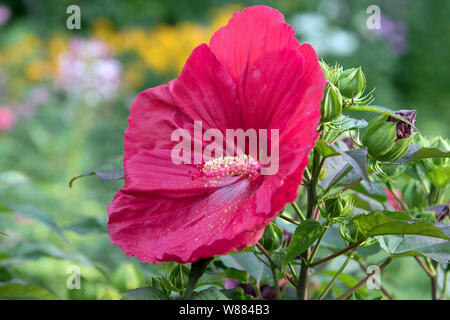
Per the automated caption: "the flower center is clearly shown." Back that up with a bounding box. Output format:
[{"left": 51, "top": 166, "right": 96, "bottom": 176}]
[{"left": 201, "top": 155, "right": 261, "bottom": 178}]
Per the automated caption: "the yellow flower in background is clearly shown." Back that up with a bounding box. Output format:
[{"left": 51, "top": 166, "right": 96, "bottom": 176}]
[{"left": 25, "top": 60, "right": 51, "bottom": 82}]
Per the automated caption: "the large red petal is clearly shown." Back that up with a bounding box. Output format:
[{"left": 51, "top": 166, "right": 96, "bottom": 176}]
[
  {"left": 210, "top": 6, "right": 311, "bottom": 131},
  {"left": 124, "top": 84, "right": 193, "bottom": 166},
  {"left": 170, "top": 44, "right": 242, "bottom": 132},
  {"left": 108, "top": 179, "right": 268, "bottom": 264}
]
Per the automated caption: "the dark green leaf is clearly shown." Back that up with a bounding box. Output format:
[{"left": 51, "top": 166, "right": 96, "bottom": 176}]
[
  {"left": 284, "top": 220, "right": 324, "bottom": 268},
  {"left": 316, "top": 139, "right": 339, "bottom": 158},
  {"left": 69, "top": 155, "right": 124, "bottom": 187},
  {"left": 352, "top": 211, "right": 450, "bottom": 240},
  {"left": 120, "top": 287, "right": 168, "bottom": 300},
  {"left": 344, "top": 105, "right": 417, "bottom": 128},
  {"left": 391, "top": 144, "right": 450, "bottom": 165},
  {"left": 191, "top": 287, "right": 229, "bottom": 300}
]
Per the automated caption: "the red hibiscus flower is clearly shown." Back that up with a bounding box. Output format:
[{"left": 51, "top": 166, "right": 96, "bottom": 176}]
[{"left": 107, "top": 5, "right": 326, "bottom": 263}]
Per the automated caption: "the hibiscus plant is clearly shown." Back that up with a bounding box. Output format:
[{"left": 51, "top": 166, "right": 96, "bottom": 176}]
[{"left": 72, "top": 6, "right": 450, "bottom": 300}]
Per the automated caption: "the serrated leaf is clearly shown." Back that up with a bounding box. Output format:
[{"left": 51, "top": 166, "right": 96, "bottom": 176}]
[
  {"left": 120, "top": 287, "right": 168, "bottom": 300},
  {"left": 283, "top": 220, "right": 324, "bottom": 268},
  {"left": 352, "top": 211, "right": 450, "bottom": 240},
  {"left": 69, "top": 155, "right": 124, "bottom": 187},
  {"left": 0, "top": 282, "right": 59, "bottom": 300},
  {"left": 391, "top": 144, "right": 450, "bottom": 165}
]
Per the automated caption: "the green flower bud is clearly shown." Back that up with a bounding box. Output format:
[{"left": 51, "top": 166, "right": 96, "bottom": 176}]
[
  {"left": 337, "top": 67, "right": 366, "bottom": 99},
  {"left": 322, "top": 196, "right": 353, "bottom": 222},
  {"left": 259, "top": 222, "right": 283, "bottom": 252},
  {"left": 363, "top": 110, "right": 416, "bottom": 162},
  {"left": 169, "top": 265, "right": 190, "bottom": 293},
  {"left": 320, "top": 83, "right": 343, "bottom": 122},
  {"left": 339, "top": 217, "right": 378, "bottom": 247}
]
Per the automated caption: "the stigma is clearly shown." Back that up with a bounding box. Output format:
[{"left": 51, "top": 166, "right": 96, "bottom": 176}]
[{"left": 201, "top": 155, "right": 261, "bottom": 178}]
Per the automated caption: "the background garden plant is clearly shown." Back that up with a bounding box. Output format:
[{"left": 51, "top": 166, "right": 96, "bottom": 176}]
[{"left": 0, "top": 0, "right": 449, "bottom": 300}]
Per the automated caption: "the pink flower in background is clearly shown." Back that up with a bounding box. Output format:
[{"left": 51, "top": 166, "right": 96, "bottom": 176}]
[
  {"left": 0, "top": 5, "right": 11, "bottom": 26},
  {"left": 385, "top": 188, "right": 403, "bottom": 211},
  {"left": 108, "top": 6, "right": 326, "bottom": 264},
  {"left": 56, "top": 38, "right": 122, "bottom": 105},
  {"left": 0, "top": 107, "right": 17, "bottom": 131}
]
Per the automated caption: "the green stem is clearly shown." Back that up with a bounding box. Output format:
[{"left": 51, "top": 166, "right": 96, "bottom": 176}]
[
  {"left": 337, "top": 257, "right": 392, "bottom": 300},
  {"left": 291, "top": 202, "right": 306, "bottom": 221},
  {"left": 310, "top": 240, "right": 363, "bottom": 268},
  {"left": 442, "top": 270, "right": 449, "bottom": 300},
  {"left": 297, "top": 149, "right": 322, "bottom": 300},
  {"left": 308, "top": 221, "right": 331, "bottom": 265},
  {"left": 430, "top": 260, "right": 440, "bottom": 300},
  {"left": 270, "top": 262, "right": 281, "bottom": 299},
  {"left": 317, "top": 250, "right": 355, "bottom": 300},
  {"left": 184, "top": 258, "right": 213, "bottom": 300}
]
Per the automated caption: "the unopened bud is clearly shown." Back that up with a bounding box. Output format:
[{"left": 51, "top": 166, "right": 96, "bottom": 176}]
[
  {"left": 320, "top": 83, "right": 343, "bottom": 122},
  {"left": 259, "top": 222, "right": 283, "bottom": 252},
  {"left": 337, "top": 67, "right": 365, "bottom": 99},
  {"left": 363, "top": 110, "right": 416, "bottom": 162}
]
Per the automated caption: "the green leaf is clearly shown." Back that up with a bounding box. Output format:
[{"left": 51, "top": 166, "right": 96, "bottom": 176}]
[
  {"left": 120, "top": 287, "right": 168, "bottom": 300},
  {"left": 220, "top": 287, "right": 253, "bottom": 300},
  {"left": 220, "top": 268, "right": 249, "bottom": 284},
  {"left": 344, "top": 105, "right": 417, "bottom": 128},
  {"left": 220, "top": 252, "right": 272, "bottom": 282},
  {"left": 316, "top": 139, "right": 339, "bottom": 158},
  {"left": 0, "top": 283, "right": 59, "bottom": 300},
  {"left": 191, "top": 287, "right": 229, "bottom": 300},
  {"left": 69, "top": 155, "right": 124, "bottom": 187},
  {"left": 352, "top": 211, "right": 450, "bottom": 240},
  {"left": 379, "top": 222, "right": 450, "bottom": 264},
  {"left": 0, "top": 205, "right": 67, "bottom": 242},
  {"left": 391, "top": 144, "right": 450, "bottom": 165},
  {"left": 284, "top": 220, "right": 324, "bottom": 268},
  {"left": 62, "top": 217, "right": 107, "bottom": 235}
]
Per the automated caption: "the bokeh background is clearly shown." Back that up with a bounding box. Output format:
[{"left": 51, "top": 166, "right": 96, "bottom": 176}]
[{"left": 0, "top": 0, "right": 448, "bottom": 299}]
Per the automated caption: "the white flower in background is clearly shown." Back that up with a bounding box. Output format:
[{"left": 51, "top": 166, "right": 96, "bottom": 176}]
[
  {"left": 290, "top": 12, "right": 359, "bottom": 57},
  {"left": 56, "top": 38, "right": 122, "bottom": 106}
]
